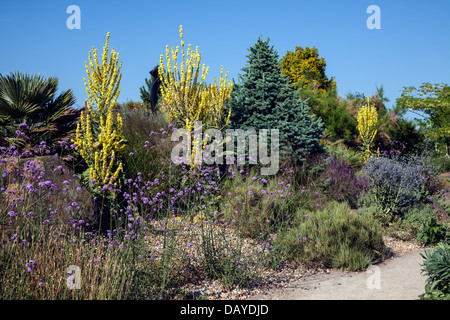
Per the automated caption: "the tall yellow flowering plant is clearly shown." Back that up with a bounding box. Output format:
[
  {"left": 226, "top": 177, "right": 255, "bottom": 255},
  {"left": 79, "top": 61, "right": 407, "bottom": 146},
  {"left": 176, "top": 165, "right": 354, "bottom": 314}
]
[
  {"left": 158, "top": 25, "right": 233, "bottom": 165},
  {"left": 74, "top": 33, "right": 125, "bottom": 189},
  {"left": 357, "top": 97, "right": 378, "bottom": 163}
]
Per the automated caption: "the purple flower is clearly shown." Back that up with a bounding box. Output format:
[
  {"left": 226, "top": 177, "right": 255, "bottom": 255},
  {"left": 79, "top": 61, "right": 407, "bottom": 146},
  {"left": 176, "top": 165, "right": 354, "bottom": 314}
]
[{"left": 26, "top": 260, "right": 36, "bottom": 272}]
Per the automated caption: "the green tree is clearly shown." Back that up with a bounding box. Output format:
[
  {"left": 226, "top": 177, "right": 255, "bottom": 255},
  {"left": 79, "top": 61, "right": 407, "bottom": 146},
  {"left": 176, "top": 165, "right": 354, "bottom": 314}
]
[
  {"left": 0, "top": 71, "right": 80, "bottom": 150},
  {"left": 396, "top": 83, "right": 450, "bottom": 157},
  {"left": 227, "top": 37, "right": 324, "bottom": 163},
  {"left": 298, "top": 84, "right": 356, "bottom": 145},
  {"left": 280, "top": 46, "right": 336, "bottom": 94}
]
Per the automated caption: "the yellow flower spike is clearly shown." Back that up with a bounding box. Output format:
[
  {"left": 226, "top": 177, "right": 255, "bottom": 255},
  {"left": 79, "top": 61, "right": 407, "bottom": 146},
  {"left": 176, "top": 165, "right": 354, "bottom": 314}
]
[
  {"left": 357, "top": 97, "right": 378, "bottom": 163},
  {"left": 158, "top": 26, "right": 234, "bottom": 166},
  {"left": 74, "top": 32, "right": 125, "bottom": 193}
]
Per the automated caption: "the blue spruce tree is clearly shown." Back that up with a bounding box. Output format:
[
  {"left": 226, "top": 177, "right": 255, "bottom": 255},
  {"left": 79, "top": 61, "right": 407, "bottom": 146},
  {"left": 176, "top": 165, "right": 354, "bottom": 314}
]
[{"left": 227, "top": 37, "right": 324, "bottom": 163}]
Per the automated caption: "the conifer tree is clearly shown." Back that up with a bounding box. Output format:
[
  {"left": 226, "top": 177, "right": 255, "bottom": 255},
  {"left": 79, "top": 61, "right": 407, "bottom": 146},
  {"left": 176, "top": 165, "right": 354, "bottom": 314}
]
[{"left": 227, "top": 37, "right": 324, "bottom": 163}]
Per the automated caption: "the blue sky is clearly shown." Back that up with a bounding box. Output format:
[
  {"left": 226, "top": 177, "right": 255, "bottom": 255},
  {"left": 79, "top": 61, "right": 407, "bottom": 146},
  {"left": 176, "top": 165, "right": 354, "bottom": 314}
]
[{"left": 1, "top": 0, "right": 449, "bottom": 115}]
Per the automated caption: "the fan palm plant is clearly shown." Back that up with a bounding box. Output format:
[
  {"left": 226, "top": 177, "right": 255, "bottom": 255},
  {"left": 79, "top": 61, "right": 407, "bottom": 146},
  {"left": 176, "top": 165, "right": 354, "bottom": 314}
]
[{"left": 0, "top": 72, "right": 81, "bottom": 150}]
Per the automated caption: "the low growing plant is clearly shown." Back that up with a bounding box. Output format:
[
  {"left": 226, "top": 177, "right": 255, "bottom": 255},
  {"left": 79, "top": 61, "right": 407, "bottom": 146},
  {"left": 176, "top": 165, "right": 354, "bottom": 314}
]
[
  {"left": 276, "top": 201, "right": 388, "bottom": 271},
  {"left": 362, "top": 153, "right": 440, "bottom": 219},
  {"left": 420, "top": 242, "right": 450, "bottom": 300},
  {"left": 417, "top": 218, "right": 448, "bottom": 247}
]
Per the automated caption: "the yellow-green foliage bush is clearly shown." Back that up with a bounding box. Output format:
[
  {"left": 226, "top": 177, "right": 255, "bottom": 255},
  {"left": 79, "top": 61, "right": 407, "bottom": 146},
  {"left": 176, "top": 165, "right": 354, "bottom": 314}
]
[{"left": 280, "top": 46, "right": 336, "bottom": 94}]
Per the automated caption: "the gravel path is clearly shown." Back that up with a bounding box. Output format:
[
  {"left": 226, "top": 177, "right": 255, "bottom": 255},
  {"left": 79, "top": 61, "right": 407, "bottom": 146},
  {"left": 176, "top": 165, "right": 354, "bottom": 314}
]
[
  {"left": 251, "top": 248, "right": 428, "bottom": 300},
  {"left": 175, "top": 236, "right": 429, "bottom": 300}
]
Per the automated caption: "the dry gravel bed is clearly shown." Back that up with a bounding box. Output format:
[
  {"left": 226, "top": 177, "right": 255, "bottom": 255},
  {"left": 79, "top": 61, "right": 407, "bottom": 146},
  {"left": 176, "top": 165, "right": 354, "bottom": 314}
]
[{"left": 153, "top": 217, "right": 424, "bottom": 300}]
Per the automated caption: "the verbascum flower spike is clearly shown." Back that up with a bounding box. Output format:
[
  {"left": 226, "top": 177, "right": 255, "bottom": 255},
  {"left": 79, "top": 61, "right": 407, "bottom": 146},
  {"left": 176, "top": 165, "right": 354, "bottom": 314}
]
[{"left": 73, "top": 32, "right": 125, "bottom": 191}]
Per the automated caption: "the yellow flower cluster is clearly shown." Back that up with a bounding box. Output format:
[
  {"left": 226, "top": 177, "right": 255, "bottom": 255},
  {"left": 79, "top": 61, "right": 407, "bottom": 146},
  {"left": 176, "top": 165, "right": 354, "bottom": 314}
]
[
  {"left": 84, "top": 32, "right": 122, "bottom": 117},
  {"left": 74, "top": 33, "right": 125, "bottom": 188},
  {"left": 158, "top": 26, "right": 233, "bottom": 129},
  {"left": 357, "top": 97, "right": 378, "bottom": 162},
  {"left": 158, "top": 25, "right": 233, "bottom": 166}
]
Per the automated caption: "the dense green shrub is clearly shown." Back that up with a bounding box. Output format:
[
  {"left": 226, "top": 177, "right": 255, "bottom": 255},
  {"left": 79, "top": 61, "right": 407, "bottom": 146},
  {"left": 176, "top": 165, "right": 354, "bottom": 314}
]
[
  {"left": 417, "top": 218, "right": 448, "bottom": 246},
  {"left": 325, "top": 142, "right": 363, "bottom": 168},
  {"left": 393, "top": 203, "right": 437, "bottom": 240},
  {"left": 432, "top": 154, "right": 450, "bottom": 173},
  {"left": 298, "top": 85, "right": 357, "bottom": 146},
  {"left": 420, "top": 242, "right": 450, "bottom": 300},
  {"left": 276, "top": 201, "right": 388, "bottom": 271}
]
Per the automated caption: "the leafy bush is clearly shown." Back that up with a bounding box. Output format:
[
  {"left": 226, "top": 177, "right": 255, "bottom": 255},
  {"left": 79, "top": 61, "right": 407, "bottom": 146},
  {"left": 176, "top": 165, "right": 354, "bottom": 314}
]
[
  {"left": 417, "top": 218, "right": 448, "bottom": 246},
  {"left": 362, "top": 154, "right": 440, "bottom": 218},
  {"left": 420, "top": 242, "right": 450, "bottom": 300},
  {"left": 392, "top": 202, "right": 437, "bottom": 240},
  {"left": 432, "top": 154, "right": 450, "bottom": 173},
  {"left": 276, "top": 201, "right": 388, "bottom": 271}
]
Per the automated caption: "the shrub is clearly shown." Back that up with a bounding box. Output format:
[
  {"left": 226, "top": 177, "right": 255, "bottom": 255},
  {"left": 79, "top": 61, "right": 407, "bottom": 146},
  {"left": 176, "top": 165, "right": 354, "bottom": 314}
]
[
  {"left": 319, "top": 155, "right": 369, "bottom": 208},
  {"left": 277, "top": 201, "right": 388, "bottom": 271},
  {"left": 392, "top": 203, "right": 437, "bottom": 240},
  {"left": 362, "top": 154, "right": 440, "bottom": 218},
  {"left": 432, "top": 154, "right": 450, "bottom": 174},
  {"left": 119, "top": 105, "right": 172, "bottom": 182},
  {"left": 417, "top": 218, "right": 448, "bottom": 247},
  {"left": 420, "top": 242, "right": 450, "bottom": 300},
  {"left": 218, "top": 166, "right": 295, "bottom": 239},
  {"left": 325, "top": 142, "right": 363, "bottom": 169}
]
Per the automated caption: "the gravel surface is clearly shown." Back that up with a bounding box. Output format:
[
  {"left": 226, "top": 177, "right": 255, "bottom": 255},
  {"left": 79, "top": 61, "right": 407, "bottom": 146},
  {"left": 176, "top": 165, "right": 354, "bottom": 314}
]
[{"left": 169, "top": 232, "right": 425, "bottom": 300}]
